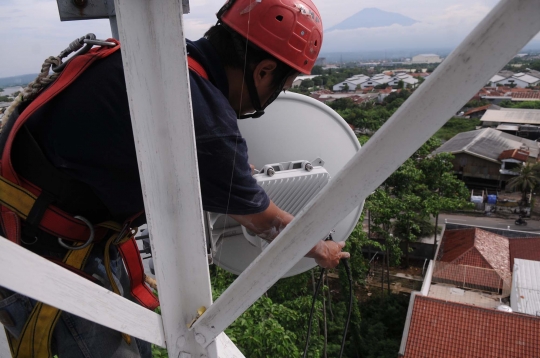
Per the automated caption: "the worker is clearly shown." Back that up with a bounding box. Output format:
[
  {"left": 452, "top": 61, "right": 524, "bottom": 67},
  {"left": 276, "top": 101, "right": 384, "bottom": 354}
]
[{"left": 0, "top": 0, "right": 348, "bottom": 356}]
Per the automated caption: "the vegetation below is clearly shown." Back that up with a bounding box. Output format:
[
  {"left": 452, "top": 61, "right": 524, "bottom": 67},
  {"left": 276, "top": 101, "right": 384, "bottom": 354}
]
[
  {"left": 499, "top": 100, "right": 540, "bottom": 109},
  {"left": 432, "top": 117, "right": 481, "bottom": 141}
]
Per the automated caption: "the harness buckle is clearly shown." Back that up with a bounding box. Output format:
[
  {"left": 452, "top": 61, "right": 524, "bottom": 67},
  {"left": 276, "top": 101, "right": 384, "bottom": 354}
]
[
  {"left": 114, "top": 222, "right": 136, "bottom": 245},
  {"left": 57, "top": 215, "right": 95, "bottom": 250}
]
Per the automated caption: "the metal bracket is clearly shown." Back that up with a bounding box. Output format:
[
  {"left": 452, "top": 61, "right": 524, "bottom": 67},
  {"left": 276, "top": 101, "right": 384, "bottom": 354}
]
[{"left": 57, "top": 0, "right": 189, "bottom": 21}]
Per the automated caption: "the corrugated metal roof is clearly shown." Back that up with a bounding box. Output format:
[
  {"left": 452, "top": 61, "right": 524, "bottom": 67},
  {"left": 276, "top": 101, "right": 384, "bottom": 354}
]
[
  {"left": 512, "top": 259, "right": 540, "bottom": 316},
  {"left": 481, "top": 108, "right": 540, "bottom": 125},
  {"left": 433, "top": 128, "right": 540, "bottom": 161}
]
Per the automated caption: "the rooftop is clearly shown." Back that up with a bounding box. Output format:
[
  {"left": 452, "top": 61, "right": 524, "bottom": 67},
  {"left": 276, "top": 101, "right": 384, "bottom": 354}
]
[
  {"left": 511, "top": 259, "right": 540, "bottom": 316},
  {"left": 481, "top": 108, "right": 540, "bottom": 125},
  {"left": 512, "top": 72, "right": 540, "bottom": 84},
  {"left": 428, "top": 284, "right": 503, "bottom": 309},
  {"left": 433, "top": 127, "right": 540, "bottom": 162},
  {"left": 401, "top": 295, "right": 540, "bottom": 358}
]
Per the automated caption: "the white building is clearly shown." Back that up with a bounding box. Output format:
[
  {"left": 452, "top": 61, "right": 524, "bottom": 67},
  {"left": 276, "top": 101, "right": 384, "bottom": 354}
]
[
  {"left": 332, "top": 74, "right": 370, "bottom": 92},
  {"left": 388, "top": 73, "right": 419, "bottom": 88},
  {"left": 495, "top": 72, "right": 540, "bottom": 88},
  {"left": 412, "top": 54, "right": 442, "bottom": 64},
  {"left": 358, "top": 74, "right": 393, "bottom": 89},
  {"left": 291, "top": 75, "right": 320, "bottom": 88}
]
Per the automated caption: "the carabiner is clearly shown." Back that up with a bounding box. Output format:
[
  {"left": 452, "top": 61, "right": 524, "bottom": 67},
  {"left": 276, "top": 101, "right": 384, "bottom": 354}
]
[{"left": 58, "top": 215, "right": 95, "bottom": 250}]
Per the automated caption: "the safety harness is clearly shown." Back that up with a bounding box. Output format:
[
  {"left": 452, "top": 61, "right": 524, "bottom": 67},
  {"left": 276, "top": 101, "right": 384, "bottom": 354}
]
[{"left": 0, "top": 38, "right": 208, "bottom": 357}]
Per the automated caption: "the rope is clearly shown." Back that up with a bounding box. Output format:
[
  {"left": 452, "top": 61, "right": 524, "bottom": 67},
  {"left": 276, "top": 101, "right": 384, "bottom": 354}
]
[{"left": 1, "top": 56, "right": 61, "bottom": 129}]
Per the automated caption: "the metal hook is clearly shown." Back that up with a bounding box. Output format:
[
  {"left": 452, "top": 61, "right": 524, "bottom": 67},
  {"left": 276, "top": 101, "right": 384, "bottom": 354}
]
[
  {"left": 58, "top": 215, "right": 95, "bottom": 250},
  {"left": 52, "top": 34, "right": 116, "bottom": 73}
]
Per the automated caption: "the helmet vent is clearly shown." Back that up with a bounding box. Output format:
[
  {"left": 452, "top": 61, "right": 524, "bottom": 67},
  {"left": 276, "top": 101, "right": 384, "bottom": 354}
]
[
  {"left": 304, "top": 60, "right": 308, "bottom": 65},
  {"left": 314, "top": 40, "right": 318, "bottom": 46},
  {"left": 276, "top": 15, "right": 283, "bottom": 21}
]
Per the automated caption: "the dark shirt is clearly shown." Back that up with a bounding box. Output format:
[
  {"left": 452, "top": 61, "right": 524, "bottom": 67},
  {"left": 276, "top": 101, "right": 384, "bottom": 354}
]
[{"left": 23, "top": 38, "right": 269, "bottom": 226}]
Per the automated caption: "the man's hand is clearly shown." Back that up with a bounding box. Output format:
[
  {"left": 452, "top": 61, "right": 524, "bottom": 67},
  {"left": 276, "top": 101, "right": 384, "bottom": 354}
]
[
  {"left": 230, "top": 201, "right": 349, "bottom": 268},
  {"left": 306, "top": 240, "right": 349, "bottom": 269}
]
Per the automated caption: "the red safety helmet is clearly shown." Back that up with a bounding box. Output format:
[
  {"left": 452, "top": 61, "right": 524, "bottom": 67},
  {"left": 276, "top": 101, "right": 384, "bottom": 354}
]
[{"left": 218, "top": 0, "right": 323, "bottom": 75}]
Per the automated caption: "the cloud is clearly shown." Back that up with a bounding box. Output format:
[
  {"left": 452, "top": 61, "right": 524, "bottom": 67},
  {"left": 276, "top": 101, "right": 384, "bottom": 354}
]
[
  {"left": 0, "top": 0, "right": 538, "bottom": 77},
  {"left": 320, "top": 3, "right": 540, "bottom": 53}
]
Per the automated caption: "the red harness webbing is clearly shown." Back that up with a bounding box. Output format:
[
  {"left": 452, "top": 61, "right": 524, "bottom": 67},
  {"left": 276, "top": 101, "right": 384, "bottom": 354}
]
[{"left": 0, "top": 41, "right": 208, "bottom": 311}]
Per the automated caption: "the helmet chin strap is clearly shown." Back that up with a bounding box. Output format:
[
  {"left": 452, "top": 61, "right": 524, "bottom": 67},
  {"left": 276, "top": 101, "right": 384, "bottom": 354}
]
[
  {"left": 238, "top": 66, "right": 265, "bottom": 119},
  {"left": 238, "top": 67, "right": 292, "bottom": 120}
]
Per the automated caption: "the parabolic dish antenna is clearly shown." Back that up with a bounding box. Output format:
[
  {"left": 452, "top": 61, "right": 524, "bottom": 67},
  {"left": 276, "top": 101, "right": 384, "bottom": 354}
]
[{"left": 207, "top": 91, "right": 363, "bottom": 278}]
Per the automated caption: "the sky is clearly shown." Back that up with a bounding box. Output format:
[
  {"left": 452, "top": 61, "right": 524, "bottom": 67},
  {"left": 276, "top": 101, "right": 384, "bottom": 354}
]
[{"left": 1, "top": 0, "right": 539, "bottom": 78}]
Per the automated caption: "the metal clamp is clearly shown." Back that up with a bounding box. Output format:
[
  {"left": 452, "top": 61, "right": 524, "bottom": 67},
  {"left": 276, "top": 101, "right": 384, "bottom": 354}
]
[
  {"left": 57, "top": 215, "right": 95, "bottom": 250},
  {"left": 52, "top": 33, "right": 117, "bottom": 73}
]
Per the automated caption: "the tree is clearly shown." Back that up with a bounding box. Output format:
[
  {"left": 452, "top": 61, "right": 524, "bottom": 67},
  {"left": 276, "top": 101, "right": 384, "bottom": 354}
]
[
  {"left": 342, "top": 83, "right": 350, "bottom": 92},
  {"left": 368, "top": 139, "right": 472, "bottom": 267},
  {"left": 300, "top": 79, "right": 314, "bottom": 89},
  {"left": 397, "top": 80, "right": 404, "bottom": 89},
  {"left": 506, "top": 163, "right": 540, "bottom": 205},
  {"left": 313, "top": 77, "right": 323, "bottom": 87},
  {"left": 311, "top": 65, "right": 324, "bottom": 75},
  {"left": 530, "top": 60, "right": 540, "bottom": 71}
]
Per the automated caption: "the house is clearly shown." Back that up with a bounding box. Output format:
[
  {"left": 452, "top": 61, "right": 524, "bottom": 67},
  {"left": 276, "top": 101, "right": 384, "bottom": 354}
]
[
  {"left": 463, "top": 104, "right": 500, "bottom": 118},
  {"left": 411, "top": 54, "right": 442, "bottom": 64},
  {"left": 399, "top": 224, "right": 540, "bottom": 358},
  {"left": 487, "top": 74, "right": 507, "bottom": 86},
  {"left": 400, "top": 295, "right": 540, "bottom": 358},
  {"left": 480, "top": 108, "right": 540, "bottom": 126},
  {"left": 388, "top": 73, "right": 419, "bottom": 88},
  {"left": 358, "top": 73, "right": 393, "bottom": 89},
  {"left": 434, "top": 228, "right": 511, "bottom": 292},
  {"left": 510, "top": 91, "right": 540, "bottom": 101},
  {"left": 332, "top": 75, "right": 370, "bottom": 92},
  {"left": 433, "top": 128, "right": 540, "bottom": 188},
  {"left": 494, "top": 72, "right": 540, "bottom": 88},
  {"left": 291, "top": 75, "right": 320, "bottom": 88}
]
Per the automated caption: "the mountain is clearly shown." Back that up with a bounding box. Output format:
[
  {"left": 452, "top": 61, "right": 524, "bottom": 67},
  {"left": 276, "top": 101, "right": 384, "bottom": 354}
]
[
  {"left": 326, "top": 8, "right": 418, "bottom": 32},
  {"left": 0, "top": 74, "right": 38, "bottom": 88}
]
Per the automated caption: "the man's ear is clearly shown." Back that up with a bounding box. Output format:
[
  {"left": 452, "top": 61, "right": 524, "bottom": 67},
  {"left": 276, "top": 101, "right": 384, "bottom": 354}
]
[{"left": 253, "top": 59, "right": 278, "bottom": 87}]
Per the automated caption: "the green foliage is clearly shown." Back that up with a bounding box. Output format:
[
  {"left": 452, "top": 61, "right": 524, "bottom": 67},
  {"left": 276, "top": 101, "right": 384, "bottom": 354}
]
[
  {"left": 358, "top": 135, "right": 370, "bottom": 146},
  {"left": 225, "top": 296, "right": 313, "bottom": 358},
  {"left": 529, "top": 60, "right": 540, "bottom": 71},
  {"left": 0, "top": 95, "right": 11, "bottom": 102},
  {"left": 433, "top": 117, "right": 481, "bottom": 141},
  {"left": 506, "top": 163, "right": 540, "bottom": 204},
  {"left": 326, "top": 90, "right": 411, "bottom": 132},
  {"left": 368, "top": 141, "right": 472, "bottom": 266},
  {"left": 300, "top": 79, "right": 315, "bottom": 89},
  {"left": 499, "top": 100, "right": 540, "bottom": 109},
  {"left": 357, "top": 293, "right": 410, "bottom": 358},
  {"left": 311, "top": 66, "right": 324, "bottom": 75}
]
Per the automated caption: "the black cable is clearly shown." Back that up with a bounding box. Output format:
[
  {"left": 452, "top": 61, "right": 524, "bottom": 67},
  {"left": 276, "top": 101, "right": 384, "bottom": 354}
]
[
  {"left": 339, "top": 258, "right": 353, "bottom": 358},
  {"left": 303, "top": 267, "right": 325, "bottom": 358}
]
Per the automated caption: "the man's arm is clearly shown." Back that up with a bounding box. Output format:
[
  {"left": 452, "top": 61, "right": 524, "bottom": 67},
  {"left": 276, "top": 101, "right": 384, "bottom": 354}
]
[{"left": 229, "top": 201, "right": 349, "bottom": 268}]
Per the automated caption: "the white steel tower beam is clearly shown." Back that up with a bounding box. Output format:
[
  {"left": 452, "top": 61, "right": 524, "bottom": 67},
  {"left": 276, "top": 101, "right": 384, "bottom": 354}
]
[
  {"left": 191, "top": 0, "right": 540, "bottom": 345},
  {"left": 114, "top": 0, "right": 241, "bottom": 356}
]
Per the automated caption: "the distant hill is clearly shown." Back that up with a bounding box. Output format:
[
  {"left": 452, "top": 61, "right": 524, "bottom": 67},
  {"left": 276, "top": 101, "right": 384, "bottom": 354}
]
[
  {"left": 0, "top": 74, "right": 38, "bottom": 88},
  {"left": 327, "top": 8, "right": 418, "bottom": 32}
]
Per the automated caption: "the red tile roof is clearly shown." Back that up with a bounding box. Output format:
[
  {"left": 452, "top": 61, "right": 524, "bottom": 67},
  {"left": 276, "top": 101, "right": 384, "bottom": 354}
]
[
  {"left": 436, "top": 229, "right": 511, "bottom": 289},
  {"left": 511, "top": 91, "right": 540, "bottom": 100},
  {"left": 509, "top": 237, "right": 540, "bottom": 267},
  {"left": 403, "top": 296, "right": 540, "bottom": 358},
  {"left": 499, "top": 148, "right": 529, "bottom": 162},
  {"left": 437, "top": 228, "right": 476, "bottom": 262},
  {"left": 464, "top": 104, "right": 491, "bottom": 116}
]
